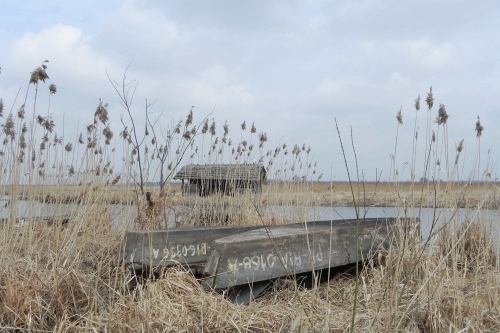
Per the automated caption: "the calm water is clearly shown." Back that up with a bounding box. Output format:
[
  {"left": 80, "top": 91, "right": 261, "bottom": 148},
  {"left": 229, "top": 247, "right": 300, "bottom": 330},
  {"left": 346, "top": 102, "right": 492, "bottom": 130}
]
[
  {"left": 0, "top": 196, "right": 138, "bottom": 229},
  {"left": 2, "top": 196, "right": 499, "bottom": 247},
  {"left": 261, "top": 205, "right": 500, "bottom": 242}
]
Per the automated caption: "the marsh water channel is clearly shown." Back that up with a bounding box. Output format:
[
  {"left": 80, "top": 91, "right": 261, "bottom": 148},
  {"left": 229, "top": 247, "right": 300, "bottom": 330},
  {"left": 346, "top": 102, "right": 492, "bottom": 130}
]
[{"left": 1, "top": 195, "right": 499, "bottom": 248}]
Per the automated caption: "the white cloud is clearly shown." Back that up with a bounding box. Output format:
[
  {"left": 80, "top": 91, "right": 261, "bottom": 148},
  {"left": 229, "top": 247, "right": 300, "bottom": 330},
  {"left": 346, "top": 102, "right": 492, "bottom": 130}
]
[
  {"left": 390, "top": 71, "right": 410, "bottom": 84},
  {"left": 361, "top": 38, "right": 458, "bottom": 74},
  {"left": 1, "top": 0, "right": 499, "bottom": 180},
  {"left": 405, "top": 39, "right": 457, "bottom": 70},
  {"left": 97, "top": 2, "right": 187, "bottom": 60},
  {"left": 339, "top": 0, "right": 381, "bottom": 16},
  {"left": 9, "top": 24, "right": 120, "bottom": 97},
  {"left": 317, "top": 78, "right": 345, "bottom": 95},
  {"left": 190, "top": 65, "right": 254, "bottom": 107}
]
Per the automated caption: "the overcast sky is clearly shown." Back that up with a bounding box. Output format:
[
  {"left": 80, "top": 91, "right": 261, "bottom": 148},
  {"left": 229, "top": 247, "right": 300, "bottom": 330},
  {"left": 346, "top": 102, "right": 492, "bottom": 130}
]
[{"left": 1, "top": 0, "right": 499, "bottom": 182}]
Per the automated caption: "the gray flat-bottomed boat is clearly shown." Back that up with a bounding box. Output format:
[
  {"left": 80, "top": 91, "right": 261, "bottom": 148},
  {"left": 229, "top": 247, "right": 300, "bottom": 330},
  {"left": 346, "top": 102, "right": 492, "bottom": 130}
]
[{"left": 118, "top": 217, "right": 415, "bottom": 303}]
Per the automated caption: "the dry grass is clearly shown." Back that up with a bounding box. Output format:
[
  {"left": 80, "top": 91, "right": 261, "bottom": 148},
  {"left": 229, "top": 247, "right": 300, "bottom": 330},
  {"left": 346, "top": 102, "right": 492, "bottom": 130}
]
[
  {"left": 6, "top": 180, "right": 499, "bottom": 209},
  {"left": 1, "top": 205, "right": 499, "bottom": 332},
  {"left": 1, "top": 65, "right": 499, "bottom": 331},
  {"left": 263, "top": 181, "right": 500, "bottom": 209}
]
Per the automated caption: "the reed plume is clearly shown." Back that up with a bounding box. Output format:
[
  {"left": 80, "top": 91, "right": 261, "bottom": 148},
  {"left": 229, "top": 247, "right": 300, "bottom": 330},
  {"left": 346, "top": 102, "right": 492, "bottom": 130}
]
[
  {"left": 94, "top": 99, "right": 109, "bottom": 125},
  {"left": 396, "top": 107, "right": 403, "bottom": 125},
  {"left": 49, "top": 83, "right": 57, "bottom": 94},
  {"left": 103, "top": 125, "right": 113, "bottom": 145},
  {"left": 210, "top": 121, "right": 216, "bottom": 135},
  {"left": 4, "top": 114, "right": 16, "bottom": 139},
  {"left": 475, "top": 116, "right": 483, "bottom": 138},
  {"left": 435, "top": 104, "right": 449, "bottom": 125},
  {"left": 29, "top": 64, "right": 50, "bottom": 84},
  {"left": 17, "top": 104, "right": 25, "bottom": 119},
  {"left": 425, "top": 86, "right": 434, "bottom": 110}
]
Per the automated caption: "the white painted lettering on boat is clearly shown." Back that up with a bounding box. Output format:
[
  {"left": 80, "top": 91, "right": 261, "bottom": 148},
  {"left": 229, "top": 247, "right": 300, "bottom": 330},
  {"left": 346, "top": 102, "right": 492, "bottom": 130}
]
[
  {"left": 226, "top": 244, "right": 328, "bottom": 273},
  {"left": 154, "top": 242, "right": 207, "bottom": 261},
  {"left": 227, "top": 253, "right": 277, "bottom": 273},
  {"left": 313, "top": 243, "right": 323, "bottom": 263},
  {"left": 281, "top": 251, "right": 302, "bottom": 269}
]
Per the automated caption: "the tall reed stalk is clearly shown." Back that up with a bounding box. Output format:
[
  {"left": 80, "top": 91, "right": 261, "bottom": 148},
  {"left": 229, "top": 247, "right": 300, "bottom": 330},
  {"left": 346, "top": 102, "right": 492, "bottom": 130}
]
[{"left": 0, "top": 64, "right": 498, "bottom": 331}]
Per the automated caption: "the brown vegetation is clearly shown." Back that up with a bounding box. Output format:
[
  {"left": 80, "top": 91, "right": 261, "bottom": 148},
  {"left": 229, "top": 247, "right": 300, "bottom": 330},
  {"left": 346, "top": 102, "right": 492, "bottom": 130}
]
[
  {"left": 6, "top": 179, "right": 499, "bottom": 210},
  {"left": 0, "top": 66, "right": 498, "bottom": 331},
  {"left": 1, "top": 206, "right": 499, "bottom": 331}
]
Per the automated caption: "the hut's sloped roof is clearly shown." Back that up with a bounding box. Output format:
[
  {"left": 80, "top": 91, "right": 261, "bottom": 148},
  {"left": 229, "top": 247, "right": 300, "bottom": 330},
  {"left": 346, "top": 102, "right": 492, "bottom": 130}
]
[{"left": 174, "top": 164, "right": 266, "bottom": 181}]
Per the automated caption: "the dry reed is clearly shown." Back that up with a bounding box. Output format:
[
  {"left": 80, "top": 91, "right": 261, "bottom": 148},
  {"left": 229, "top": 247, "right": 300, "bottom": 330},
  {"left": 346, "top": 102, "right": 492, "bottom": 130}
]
[{"left": 0, "top": 65, "right": 499, "bottom": 332}]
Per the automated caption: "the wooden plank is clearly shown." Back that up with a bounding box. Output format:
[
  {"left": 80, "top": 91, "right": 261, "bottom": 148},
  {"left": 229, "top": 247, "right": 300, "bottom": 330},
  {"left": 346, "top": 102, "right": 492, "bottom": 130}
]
[
  {"left": 201, "top": 218, "right": 400, "bottom": 289},
  {"left": 117, "top": 225, "right": 264, "bottom": 270}
]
